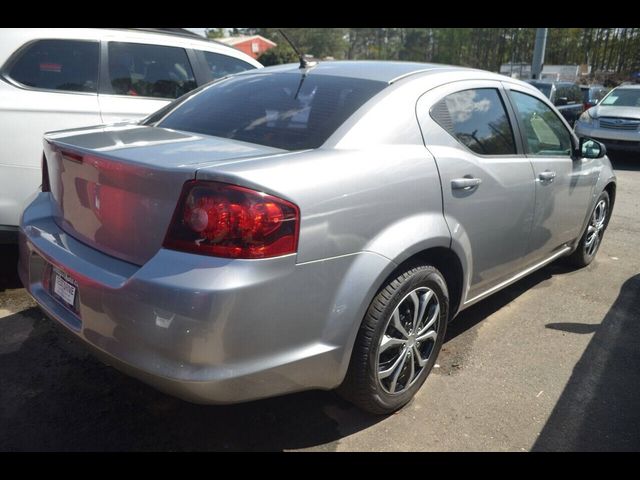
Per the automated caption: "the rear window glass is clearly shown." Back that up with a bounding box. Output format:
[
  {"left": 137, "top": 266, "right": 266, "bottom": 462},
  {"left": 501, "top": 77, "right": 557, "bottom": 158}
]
[
  {"left": 568, "top": 85, "right": 582, "bottom": 103},
  {"left": 202, "top": 51, "right": 256, "bottom": 80},
  {"left": 108, "top": 42, "right": 196, "bottom": 99},
  {"left": 530, "top": 82, "right": 552, "bottom": 98},
  {"left": 156, "top": 72, "right": 387, "bottom": 150},
  {"left": 554, "top": 84, "right": 581, "bottom": 104},
  {"left": 7, "top": 39, "right": 99, "bottom": 93}
]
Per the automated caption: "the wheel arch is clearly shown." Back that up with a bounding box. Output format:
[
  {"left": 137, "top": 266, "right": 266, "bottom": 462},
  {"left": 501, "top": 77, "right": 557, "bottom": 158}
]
[
  {"left": 334, "top": 244, "right": 465, "bottom": 400},
  {"left": 332, "top": 244, "right": 466, "bottom": 384},
  {"left": 571, "top": 170, "right": 616, "bottom": 254},
  {"left": 604, "top": 181, "right": 616, "bottom": 217},
  {"left": 380, "top": 247, "right": 465, "bottom": 321}
]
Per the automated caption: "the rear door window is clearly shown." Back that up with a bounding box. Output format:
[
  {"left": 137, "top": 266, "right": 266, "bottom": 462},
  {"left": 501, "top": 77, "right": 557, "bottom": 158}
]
[
  {"left": 6, "top": 39, "right": 99, "bottom": 93},
  {"left": 108, "top": 42, "right": 197, "bottom": 99},
  {"left": 531, "top": 83, "right": 552, "bottom": 98},
  {"left": 430, "top": 88, "right": 517, "bottom": 155},
  {"left": 202, "top": 51, "right": 256, "bottom": 80}
]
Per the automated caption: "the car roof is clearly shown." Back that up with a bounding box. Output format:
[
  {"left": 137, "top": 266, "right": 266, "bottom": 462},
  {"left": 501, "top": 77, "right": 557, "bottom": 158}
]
[
  {"left": 614, "top": 84, "right": 640, "bottom": 90},
  {"left": 236, "top": 60, "right": 498, "bottom": 84}
]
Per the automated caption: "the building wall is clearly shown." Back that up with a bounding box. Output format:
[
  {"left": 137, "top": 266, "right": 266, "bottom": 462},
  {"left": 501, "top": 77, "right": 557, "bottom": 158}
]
[
  {"left": 500, "top": 63, "right": 583, "bottom": 82},
  {"left": 231, "top": 38, "right": 276, "bottom": 59}
]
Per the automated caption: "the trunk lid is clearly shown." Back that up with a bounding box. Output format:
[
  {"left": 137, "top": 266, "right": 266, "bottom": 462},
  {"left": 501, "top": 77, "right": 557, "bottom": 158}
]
[{"left": 44, "top": 124, "right": 285, "bottom": 265}]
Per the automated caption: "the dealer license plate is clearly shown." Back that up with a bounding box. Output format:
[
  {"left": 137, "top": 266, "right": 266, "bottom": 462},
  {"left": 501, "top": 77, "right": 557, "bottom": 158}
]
[{"left": 52, "top": 268, "right": 78, "bottom": 310}]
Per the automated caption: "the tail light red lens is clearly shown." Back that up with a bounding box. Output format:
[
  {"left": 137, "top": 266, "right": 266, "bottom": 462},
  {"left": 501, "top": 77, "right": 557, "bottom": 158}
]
[
  {"left": 163, "top": 181, "right": 300, "bottom": 259},
  {"left": 41, "top": 153, "right": 51, "bottom": 192}
]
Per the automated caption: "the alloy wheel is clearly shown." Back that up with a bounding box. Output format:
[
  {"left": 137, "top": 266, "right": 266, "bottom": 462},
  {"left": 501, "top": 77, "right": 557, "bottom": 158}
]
[
  {"left": 376, "top": 287, "right": 440, "bottom": 395},
  {"left": 584, "top": 199, "right": 608, "bottom": 258}
]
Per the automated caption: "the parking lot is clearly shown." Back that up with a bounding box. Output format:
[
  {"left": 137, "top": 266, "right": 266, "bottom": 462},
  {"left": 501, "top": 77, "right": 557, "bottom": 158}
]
[{"left": 1, "top": 153, "right": 638, "bottom": 452}]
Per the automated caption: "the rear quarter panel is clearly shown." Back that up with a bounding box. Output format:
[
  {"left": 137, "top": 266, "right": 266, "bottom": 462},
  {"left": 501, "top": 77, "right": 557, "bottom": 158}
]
[
  {"left": 195, "top": 145, "right": 448, "bottom": 265},
  {"left": 196, "top": 143, "right": 450, "bottom": 383}
]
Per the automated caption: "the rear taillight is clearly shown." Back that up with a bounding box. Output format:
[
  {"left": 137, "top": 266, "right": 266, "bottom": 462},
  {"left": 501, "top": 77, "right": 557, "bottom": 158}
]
[
  {"left": 41, "top": 153, "right": 51, "bottom": 192},
  {"left": 163, "top": 181, "right": 300, "bottom": 259}
]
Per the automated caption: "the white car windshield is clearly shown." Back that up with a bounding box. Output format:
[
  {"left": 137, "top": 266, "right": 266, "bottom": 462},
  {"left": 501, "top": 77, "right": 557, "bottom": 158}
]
[{"left": 600, "top": 88, "right": 640, "bottom": 107}]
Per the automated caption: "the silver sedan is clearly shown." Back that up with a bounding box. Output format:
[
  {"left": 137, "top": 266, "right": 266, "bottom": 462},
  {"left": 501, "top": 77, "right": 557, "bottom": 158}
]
[{"left": 19, "top": 61, "right": 616, "bottom": 414}]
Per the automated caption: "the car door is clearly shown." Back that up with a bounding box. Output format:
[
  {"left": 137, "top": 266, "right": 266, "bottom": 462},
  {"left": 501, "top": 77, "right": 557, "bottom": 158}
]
[
  {"left": 417, "top": 81, "right": 536, "bottom": 302},
  {"left": 0, "top": 38, "right": 102, "bottom": 228},
  {"left": 505, "top": 86, "right": 598, "bottom": 264},
  {"left": 98, "top": 41, "right": 198, "bottom": 123}
]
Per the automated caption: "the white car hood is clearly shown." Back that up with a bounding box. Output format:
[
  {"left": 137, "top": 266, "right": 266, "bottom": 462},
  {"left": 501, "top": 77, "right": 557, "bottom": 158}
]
[{"left": 592, "top": 105, "right": 640, "bottom": 119}]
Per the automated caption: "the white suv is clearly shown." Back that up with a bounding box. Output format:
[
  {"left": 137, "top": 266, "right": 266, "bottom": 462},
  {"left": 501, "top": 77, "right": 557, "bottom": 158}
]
[{"left": 0, "top": 28, "right": 262, "bottom": 242}]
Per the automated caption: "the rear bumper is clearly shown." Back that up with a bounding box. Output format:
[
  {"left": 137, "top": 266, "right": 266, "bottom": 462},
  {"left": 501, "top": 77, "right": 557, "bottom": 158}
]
[{"left": 19, "top": 193, "right": 387, "bottom": 404}]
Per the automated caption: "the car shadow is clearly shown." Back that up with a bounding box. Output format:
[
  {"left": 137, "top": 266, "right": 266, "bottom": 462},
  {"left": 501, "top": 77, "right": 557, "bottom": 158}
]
[
  {"left": 532, "top": 273, "right": 640, "bottom": 451},
  {"left": 0, "top": 307, "right": 384, "bottom": 452},
  {"left": 608, "top": 151, "right": 640, "bottom": 172},
  {"left": 0, "top": 245, "right": 22, "bottom": 292},
  {"left": 446, "top": 261, "right": 576, "bottom": 342}
]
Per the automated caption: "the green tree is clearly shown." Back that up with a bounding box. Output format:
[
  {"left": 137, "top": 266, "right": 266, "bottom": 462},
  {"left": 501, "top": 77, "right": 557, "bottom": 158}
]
[
  {"left": 255, "top": 28, "right": 348, "bottom": 60},
  {"left": 257, "top": 44, "right": 298, "bottom": 66},
  {"left": 233, "top": 27, "right": 640, "bottom": 79},
  {"left": 206, "top": 28, "right": 225, "bottom": 39},
  {"left": 398, "top": 29, "right": 430, "bottom": 61}
]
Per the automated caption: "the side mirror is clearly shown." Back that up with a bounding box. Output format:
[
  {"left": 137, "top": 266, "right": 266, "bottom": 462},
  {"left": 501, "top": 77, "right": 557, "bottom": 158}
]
[
  {"left": 579, "top": 137, "right": 607, "bottom": 159},
  {"left": 555, "top": 96, "right": 568, "bottom": 106}
]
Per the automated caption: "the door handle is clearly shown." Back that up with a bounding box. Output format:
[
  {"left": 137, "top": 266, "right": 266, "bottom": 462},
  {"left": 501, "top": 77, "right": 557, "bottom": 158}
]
[
  {"left": 538, "top": 170, "right": 556, "bottom": 182},
  {"left": 451, "top": 177, "right": 482, "bottom": 190}
]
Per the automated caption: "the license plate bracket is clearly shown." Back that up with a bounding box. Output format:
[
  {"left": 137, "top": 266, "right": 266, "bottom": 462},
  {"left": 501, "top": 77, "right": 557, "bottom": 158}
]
[{"left": 51, "top": 267, "right": 79, "bottom": 313}]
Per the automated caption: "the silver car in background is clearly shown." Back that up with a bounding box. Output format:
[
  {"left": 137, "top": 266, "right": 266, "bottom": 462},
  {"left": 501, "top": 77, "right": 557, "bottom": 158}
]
[
  {"left": 575, "top": 84, "right": 640, "bottom": 153},
  {"left": 19, "top": 61, "right": 616, "bottom": 414}
]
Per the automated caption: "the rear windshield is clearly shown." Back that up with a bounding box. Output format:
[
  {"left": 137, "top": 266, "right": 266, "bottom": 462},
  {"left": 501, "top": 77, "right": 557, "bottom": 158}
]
[
  {"left": 154, "top": 72, "right": 387, "bottom": 150},
  {"left": 529, "top": 82, "right": 552, "bottom": 98}
]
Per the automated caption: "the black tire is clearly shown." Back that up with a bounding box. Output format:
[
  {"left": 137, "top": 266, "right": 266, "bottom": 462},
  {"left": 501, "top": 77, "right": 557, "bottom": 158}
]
[
  {"left": 339, "top": 265, "right": 449, "bottom": 415},
  {"left": 565, "top": 190, "right": 610, "bottom": 268}
]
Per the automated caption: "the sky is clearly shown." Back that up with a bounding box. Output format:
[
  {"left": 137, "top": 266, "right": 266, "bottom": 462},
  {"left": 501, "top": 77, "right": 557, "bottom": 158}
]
[
  {"left": 184, "top": 28, "right": 207, "bottom": 37},
  {"left": 184, "top": 28, "right": 234, "bottom": 37}
]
